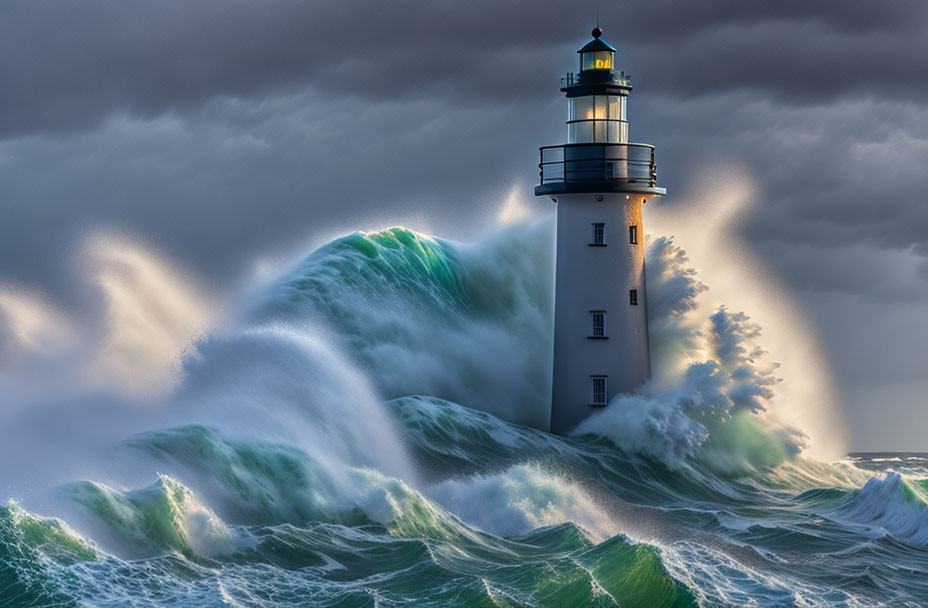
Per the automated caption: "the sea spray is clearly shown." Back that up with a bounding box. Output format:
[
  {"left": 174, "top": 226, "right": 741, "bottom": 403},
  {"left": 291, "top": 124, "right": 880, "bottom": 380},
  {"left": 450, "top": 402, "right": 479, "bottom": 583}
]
[
  {"left": 427, "top": 463, "right": 620, "bottom": 541},
  {"left": 642, "top": 236, "right": 708, "bottom": 377},
  {"left": 84, "top": 233, "right": 213, "bottom": 396},
  {"left": 174, "top": 326, "right": 414, "bottom": 482},
  {"left": 0, "top": 289, "right": 75, "bottom": 368},
  {"left": 647, "top": 170, "right": 846, "bottom": 459},
  {"left": 0, "top": 237, "right": 415, "bottom": 537}
]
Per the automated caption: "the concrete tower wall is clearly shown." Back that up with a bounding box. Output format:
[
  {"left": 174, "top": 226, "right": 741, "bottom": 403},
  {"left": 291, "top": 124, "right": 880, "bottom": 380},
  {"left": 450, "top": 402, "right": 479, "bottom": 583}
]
[{"left": 550, "top": 192, "right": 650, "bottom": 434}]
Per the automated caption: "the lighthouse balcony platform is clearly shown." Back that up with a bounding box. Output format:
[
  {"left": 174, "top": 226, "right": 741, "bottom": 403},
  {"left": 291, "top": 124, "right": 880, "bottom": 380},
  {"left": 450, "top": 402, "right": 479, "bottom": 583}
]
[
  {"left": 535, "top": 143, "right": 666, "bottom": 196},
  {"left": 561, "top": 70, "right": 631, "bottom": 90}
]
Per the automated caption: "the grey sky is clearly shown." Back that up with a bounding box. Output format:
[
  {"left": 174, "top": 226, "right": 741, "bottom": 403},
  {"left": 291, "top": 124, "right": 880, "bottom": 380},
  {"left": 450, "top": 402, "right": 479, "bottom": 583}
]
[{"left": 1, "top": 0, "right": 926, "bottom": 450}]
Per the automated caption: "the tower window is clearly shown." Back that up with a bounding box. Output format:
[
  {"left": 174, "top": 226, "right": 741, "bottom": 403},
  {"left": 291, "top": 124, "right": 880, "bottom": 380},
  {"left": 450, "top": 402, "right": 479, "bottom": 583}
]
[
  {"left": 591, "top": 376, "right": 608, "bottom": 406},
  {"left": 629, "top": 289, "right": 638, "bottom": 305},
  {"left": 590, "top": 311, "right": 606, "bottom": 337},
  {"left": 591, "top": 223, "right": 605, "bottom": 245},
  {"left": 629, "top": 225, "right": 638, "bottom": 244}
]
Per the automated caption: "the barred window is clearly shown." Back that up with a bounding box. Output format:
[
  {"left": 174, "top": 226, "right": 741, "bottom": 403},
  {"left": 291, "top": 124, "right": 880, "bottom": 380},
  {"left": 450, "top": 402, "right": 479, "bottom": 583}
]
[
  {"left": 591, "top": 376, "right": 607, "bottom": 406},
  {"left": 590, "top": 311, "right": 606, "bottom": 337}
]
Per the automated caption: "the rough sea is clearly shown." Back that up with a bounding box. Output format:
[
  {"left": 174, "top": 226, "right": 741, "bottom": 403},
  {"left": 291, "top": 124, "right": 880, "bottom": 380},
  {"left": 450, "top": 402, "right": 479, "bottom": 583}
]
[{"left": 1, "top": 221, "right": 926, "bottom": 607}]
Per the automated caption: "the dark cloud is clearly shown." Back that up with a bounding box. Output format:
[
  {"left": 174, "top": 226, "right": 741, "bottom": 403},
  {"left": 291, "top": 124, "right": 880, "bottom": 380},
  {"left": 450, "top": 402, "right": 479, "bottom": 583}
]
[
  {"left": 0, "top": 90, "right": 554, "bottom": 297},
  {"left": 635, "top": 93, "right": 928, "bottom": 261},
  {"left": 0, "top": 0, "right": 569, "bottom": 137},
  {"left": 4, "top": 1, "right": 928, "bottom": 137}
]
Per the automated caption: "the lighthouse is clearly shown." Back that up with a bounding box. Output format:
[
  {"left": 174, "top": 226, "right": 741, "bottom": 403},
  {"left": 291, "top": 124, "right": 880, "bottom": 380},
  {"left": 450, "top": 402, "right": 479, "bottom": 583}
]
[{"left": 535, "top": 27, "right": 666, "bottom": 435}]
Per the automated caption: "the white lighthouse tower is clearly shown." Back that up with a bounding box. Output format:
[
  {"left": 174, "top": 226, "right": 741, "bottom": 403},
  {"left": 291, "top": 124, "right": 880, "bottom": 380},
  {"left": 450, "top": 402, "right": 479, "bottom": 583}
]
[{"left": 535, "top": 27, "right": 666, "bottom": 435}]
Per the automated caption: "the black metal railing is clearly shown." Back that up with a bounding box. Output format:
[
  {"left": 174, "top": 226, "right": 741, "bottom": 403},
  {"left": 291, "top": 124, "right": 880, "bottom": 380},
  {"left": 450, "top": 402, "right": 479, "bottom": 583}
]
[
  {"left": 561, "top": 71, "right": 631, "bottom": 88},
  {"left": 539, "top": 143, "right": 657, "bottom": 187}
]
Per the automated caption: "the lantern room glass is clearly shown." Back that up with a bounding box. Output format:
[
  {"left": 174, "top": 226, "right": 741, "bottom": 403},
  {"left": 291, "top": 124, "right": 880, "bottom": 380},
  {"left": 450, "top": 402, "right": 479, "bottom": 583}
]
[
  {"left": 581, "top": 50, "right": 614, "bottom": 71},
  {"left": 567, "top": 95, "right": 628, "bottom": 143}
]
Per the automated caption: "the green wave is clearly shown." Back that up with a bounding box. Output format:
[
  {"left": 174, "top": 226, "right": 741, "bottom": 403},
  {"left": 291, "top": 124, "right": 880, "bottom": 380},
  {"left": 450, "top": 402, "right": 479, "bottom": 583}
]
[
  {"left": 128, "top": 424, "right": 353, "bottom": 527},
  {"left": 0, "top": 502, "right": 95, "bottom": 607},
  {"left": 63, "top": 475, "right": 231, "bottom": 563},
  {"left": 231, "top": 520, "right": 695, "bottom": 608},
  {"left": 249, "top": 223, "right": 554, "bottom": 429},
  {"left": 116, "top": 419, "right": 698, "bottom": 606},
  {"left": 261, "top": 227, "right": 471, "bottom": 319}
]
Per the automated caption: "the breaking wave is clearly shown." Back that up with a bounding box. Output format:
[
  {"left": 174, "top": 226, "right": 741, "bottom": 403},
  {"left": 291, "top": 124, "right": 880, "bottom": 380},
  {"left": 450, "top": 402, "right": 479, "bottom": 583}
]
[{"left": 248, "top": 224, "right": 554, "bottom": 429}]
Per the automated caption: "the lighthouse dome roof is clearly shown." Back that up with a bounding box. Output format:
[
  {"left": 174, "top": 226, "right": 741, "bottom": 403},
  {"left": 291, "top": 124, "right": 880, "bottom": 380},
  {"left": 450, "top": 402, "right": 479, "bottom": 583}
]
[{"left": 578, "top": 28, "right": 617, "bottom": 53}]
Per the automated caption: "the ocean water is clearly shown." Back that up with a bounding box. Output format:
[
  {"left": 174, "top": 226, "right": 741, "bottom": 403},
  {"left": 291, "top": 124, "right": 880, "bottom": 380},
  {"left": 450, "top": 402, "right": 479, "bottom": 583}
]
[{"left": 1, "top": 222, "right": 927, "bottom": 607}]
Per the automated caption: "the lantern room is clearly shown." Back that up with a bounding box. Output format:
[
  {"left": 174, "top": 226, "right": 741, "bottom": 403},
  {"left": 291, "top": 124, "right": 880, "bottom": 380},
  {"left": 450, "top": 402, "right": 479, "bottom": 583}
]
[
  {"left": 566, "top": 28, "right": 628, "bottom": 144},
  {"left": 578, "top": 27, "right": 615, "bottom": 71}
]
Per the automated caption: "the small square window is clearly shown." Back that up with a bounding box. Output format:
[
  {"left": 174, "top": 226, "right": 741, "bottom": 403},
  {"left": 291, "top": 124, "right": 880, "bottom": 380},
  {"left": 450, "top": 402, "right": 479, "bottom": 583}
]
[
  {"left": 590, "top": 311, "right": 606, "bottom": 337},
  {"left": 629, "top": 289, "right": 638, "bottom": 305},
  {"left": 591, "top": 376, "right": 607, "bottom": 406},
  {"left": 591, "top": 223, "right": 605, "bottom": 245},
  {"left": 629, "top": 225, "right": 638, "bottom": 244}
]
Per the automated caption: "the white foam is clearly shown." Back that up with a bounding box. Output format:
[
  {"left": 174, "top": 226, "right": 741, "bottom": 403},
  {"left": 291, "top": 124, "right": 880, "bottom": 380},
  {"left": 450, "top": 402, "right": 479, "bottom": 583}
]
[{"left": 427, "top": 463, "right": 619, "bottom": 542}]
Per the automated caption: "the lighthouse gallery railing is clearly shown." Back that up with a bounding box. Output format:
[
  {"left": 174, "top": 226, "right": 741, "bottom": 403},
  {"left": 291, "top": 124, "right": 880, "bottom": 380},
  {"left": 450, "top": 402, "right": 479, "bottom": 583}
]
[{"left": 538, "top": 143, "right": 658, "bottom": 187}]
